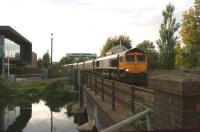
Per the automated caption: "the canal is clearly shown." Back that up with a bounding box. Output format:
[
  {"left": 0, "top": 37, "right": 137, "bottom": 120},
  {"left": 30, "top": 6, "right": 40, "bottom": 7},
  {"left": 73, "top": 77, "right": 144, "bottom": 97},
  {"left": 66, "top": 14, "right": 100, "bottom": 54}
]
[{"left": 0, "top": 100, "right": 79, "bottom": 132}]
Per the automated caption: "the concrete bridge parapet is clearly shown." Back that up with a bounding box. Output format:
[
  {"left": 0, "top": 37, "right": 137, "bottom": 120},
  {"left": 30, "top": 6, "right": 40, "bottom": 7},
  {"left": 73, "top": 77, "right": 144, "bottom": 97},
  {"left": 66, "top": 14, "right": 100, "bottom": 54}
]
[{"left": 150, "top": 72, "right": 200, "bottom": 130}]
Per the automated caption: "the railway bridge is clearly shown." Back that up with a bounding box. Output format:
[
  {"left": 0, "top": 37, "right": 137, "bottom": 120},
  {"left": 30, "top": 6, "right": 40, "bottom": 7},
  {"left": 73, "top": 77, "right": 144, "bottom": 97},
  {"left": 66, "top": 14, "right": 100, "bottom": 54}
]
[{"left": 69, "top": 69, "right": 200, "bottom": 131}]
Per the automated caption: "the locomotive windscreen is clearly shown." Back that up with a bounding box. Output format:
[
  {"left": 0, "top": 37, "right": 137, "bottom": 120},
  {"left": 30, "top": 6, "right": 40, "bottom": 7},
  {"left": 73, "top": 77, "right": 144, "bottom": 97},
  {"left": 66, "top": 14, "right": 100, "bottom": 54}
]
[{"left": 126, "top": 55, "right": 135, "bottom": 62}]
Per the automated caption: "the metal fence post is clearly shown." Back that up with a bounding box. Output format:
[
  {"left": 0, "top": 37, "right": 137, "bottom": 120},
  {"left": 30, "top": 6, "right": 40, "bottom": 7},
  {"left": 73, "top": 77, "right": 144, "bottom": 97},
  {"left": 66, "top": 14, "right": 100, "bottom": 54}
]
[
  {"left": 95, "top": 74, "right": 97, "bottom": 95},
  {"left": 112, "top": 81, "right": 115, "bottom": 111},
  {"left": 101, "top": 76, "right": 104, "bottom": 102},
  {"left": 80, "top": 84, "right": 83, "bottom": 108},
  {"left": 90, "top": 73, "right": 92, "bottom": 90},
  {"left": 86, "top": 72, "right": 89, "bottom": 88},
  {"left": 147, "top": 112, "right": 151, "bottom": 130},
  {"left": 131, "top": 85, "right": 135, "bottom": 114}
]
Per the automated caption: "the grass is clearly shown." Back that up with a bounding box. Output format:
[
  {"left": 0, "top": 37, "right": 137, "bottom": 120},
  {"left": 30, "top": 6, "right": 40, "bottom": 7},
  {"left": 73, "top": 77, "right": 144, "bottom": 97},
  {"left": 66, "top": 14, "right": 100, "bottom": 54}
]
[{"left": 127, "top": 98, "right": 154, "bottom": 130}]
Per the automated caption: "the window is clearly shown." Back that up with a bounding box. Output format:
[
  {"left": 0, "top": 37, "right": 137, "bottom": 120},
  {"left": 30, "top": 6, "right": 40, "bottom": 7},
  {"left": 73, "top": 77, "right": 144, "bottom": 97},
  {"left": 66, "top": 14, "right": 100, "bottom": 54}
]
[
  {"left": 119, "top": 56, "right": 123, "bottom": 62},
  {"left": 126, "top": 55, "right": 135, "bottom": 62},
  {"left": 137, "top": 55, "right": 145, "bottom": 62},
  {"left": 111, "top": 59, "right": 118, "bottom": 67},
  {"left": 96, "top": 61, "right": 99, "bottom": 67}
]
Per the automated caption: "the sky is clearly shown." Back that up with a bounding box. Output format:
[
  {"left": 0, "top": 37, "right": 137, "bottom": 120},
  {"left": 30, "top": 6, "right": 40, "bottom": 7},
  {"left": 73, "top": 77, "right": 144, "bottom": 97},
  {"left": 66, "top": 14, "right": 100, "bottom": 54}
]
[{"left": 0, "top": 0, "right": 194, "bottom": 62}]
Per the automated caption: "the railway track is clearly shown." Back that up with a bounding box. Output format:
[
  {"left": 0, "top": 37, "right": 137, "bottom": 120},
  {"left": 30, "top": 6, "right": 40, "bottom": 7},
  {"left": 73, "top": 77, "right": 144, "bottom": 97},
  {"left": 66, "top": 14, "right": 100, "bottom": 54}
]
[{"left": 86, "top": 74, "right": 154, "bottom": 106}]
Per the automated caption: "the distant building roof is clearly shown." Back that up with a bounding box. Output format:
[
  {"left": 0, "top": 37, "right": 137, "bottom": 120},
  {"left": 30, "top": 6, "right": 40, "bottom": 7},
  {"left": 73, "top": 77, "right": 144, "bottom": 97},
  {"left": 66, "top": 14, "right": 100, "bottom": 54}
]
[
  {"left": 66, "top": 53, "right": 97, "bottom": 58},
  {"left": 106, "top": 45, "right": 128, "bottom": 55}
]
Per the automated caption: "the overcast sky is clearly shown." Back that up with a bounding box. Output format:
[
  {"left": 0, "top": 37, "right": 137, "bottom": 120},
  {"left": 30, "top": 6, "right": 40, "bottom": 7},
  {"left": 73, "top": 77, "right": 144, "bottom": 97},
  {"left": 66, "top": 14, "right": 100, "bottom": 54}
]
[{"left": 0, "top": 0, "right": 194, "bottom": 61}]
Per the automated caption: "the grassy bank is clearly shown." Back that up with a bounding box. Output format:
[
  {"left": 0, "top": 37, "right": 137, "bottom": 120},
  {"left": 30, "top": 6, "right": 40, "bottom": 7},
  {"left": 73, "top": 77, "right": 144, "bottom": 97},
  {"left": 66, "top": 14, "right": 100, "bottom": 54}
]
[{"left": 0, "top": 77, "right": 77, "bottom": 111}]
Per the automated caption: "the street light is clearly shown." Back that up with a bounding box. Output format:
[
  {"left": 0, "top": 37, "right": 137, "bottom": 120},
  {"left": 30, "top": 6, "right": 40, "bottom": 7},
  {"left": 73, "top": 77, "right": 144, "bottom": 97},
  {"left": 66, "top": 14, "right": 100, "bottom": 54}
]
[{"left": 51, "top": 33, "right": 53, "bottom": 74}]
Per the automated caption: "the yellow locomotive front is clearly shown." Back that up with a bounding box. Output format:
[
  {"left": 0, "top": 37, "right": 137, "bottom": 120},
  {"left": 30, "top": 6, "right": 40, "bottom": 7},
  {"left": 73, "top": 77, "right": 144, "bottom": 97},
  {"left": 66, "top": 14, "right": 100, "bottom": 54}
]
[
  {"left": 119, "top": 48, "right": 147, "bottom": 84},
  {"left": 124, "top": 52, "right": 147, "bottom": 74}
]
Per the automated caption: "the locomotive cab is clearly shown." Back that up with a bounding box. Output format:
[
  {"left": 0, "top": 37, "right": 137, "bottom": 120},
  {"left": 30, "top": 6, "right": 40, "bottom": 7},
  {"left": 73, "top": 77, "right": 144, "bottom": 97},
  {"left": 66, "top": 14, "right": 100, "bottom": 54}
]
[{"left": 119, "top": 48, "right": 148, "bottom": 84}]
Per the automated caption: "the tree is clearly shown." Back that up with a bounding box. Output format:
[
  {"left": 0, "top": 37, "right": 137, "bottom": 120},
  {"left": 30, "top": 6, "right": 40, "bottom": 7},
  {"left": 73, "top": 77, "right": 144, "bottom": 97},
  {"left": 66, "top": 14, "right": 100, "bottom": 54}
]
[
  {"left": 180, "top": 0, "right": 200, "bottom": 68},
  {"left": 157, "top": 3, "right": 179, "bottom": 69},
  {"left": 136, "top": 40, "right": 159, "bottom": 69},
  {"left": 42, "top": 51, "right": 50, "bottom": 68},
  {"left": 100, "top": 35, "right": 132, "bottom": 56},
  {"left": 58, "top": 56, "right": 74, "bottom": 65},
  {"left": 37, "top": 51, "right": 50, "bottom": 68},
  {"left": 37, "top": 58, "right": 43, "bottom": 68},
  {"left": 175, "top": 43, "right": 189, "bottom": 69}
]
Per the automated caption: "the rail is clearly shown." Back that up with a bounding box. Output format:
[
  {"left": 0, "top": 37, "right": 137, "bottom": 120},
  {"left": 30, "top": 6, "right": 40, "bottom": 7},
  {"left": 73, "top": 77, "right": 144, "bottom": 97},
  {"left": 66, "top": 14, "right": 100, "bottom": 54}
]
[{"left": 100, "top": 109, "right": 152, "bottom": 132}]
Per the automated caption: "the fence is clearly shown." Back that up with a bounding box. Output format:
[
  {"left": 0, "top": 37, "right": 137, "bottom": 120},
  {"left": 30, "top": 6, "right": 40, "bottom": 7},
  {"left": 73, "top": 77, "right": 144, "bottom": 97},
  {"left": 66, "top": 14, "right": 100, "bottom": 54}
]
[
  {"left": 82, "top": 71, "right": 154, "bottom": 131},
  {"left": 13, "top": 74, "right": 48, "bottom": 82}
]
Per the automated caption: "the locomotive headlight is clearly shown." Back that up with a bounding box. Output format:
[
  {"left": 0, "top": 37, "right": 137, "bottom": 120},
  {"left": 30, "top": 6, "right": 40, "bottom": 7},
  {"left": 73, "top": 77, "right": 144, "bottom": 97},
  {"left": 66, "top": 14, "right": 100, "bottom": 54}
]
[{"left": 125, "top": 69, "right": 130, "bottom": 71}]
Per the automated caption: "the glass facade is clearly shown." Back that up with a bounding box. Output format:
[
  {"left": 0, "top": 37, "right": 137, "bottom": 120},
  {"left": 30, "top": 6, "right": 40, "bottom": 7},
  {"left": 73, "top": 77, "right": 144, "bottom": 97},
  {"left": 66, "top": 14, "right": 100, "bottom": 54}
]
[
  {"left": 0, "top": 36, "right": 21, "bottom": 75},
  {"left": 4, "top": 38, "right": 20, "bottom": 61}
]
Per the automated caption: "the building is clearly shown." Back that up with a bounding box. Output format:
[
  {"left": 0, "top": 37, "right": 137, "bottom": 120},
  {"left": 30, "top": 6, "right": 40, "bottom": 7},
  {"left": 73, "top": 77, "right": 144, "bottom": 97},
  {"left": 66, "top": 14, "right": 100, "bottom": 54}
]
[
  {"left": 31, "top": 52, "right": 37, "bottom": 68},
  {"left": 106, "top": 44, "right": 128, "bottom": 55},
  {"left": 66, "top": 53, "right": 97, "bottom": 62},
  {"left": 0, "top": 26, "right": 32, "bottom": 76},
  {"left": 66, "top": 53, "right": 97, "bottom": 58}
]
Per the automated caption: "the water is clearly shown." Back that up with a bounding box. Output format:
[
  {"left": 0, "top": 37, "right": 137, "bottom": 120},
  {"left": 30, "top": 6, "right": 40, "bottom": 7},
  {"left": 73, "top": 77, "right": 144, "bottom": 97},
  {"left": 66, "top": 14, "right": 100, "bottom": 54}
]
[{"left": 0, "top": 100, "right": 79, "bottom": 132}]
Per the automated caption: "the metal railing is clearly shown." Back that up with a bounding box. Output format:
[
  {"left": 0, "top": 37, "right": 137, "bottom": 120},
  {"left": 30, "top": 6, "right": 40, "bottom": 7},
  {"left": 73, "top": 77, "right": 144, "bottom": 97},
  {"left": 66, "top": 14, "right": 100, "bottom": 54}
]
[
  {"left": 14, "top": 74, "right": 48, "bottom": 82},
  {"left": 100, "top": 108, "right": 152, "bottom": 132},
  {"left": 82, "top": 72, "right": 153, "bottom": 131}
]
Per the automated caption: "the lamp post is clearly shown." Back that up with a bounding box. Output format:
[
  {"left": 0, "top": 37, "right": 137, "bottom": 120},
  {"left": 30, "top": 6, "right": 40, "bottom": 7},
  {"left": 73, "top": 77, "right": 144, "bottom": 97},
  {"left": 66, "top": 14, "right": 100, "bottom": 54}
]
[{"left": 51, "top": 33, "right": 53, "bottom": 74}]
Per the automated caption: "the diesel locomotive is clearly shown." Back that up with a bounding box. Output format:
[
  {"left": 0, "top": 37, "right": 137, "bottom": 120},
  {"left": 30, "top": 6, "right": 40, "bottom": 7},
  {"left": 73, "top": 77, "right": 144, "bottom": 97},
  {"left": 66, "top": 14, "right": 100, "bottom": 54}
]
[{"left": 65, "top": 48, "right": 148, "bottom": 84}]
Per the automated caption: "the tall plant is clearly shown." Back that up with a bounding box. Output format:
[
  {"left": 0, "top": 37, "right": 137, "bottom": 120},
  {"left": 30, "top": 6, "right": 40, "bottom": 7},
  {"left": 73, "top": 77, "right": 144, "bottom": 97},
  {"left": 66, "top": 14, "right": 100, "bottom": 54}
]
[{"left": 157, "top": 3, "right": 179, "bottom": 69}]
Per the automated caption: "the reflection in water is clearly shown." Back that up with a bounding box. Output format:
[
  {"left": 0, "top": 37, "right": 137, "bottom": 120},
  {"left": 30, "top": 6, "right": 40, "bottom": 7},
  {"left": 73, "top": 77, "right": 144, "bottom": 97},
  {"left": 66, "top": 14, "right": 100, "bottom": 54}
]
[
  {"left": 51, "top": 110, "right": 53, "bottom": 132},
  {"left": 0, "top": 103, "right": 32, "bottom": 132},
  {"left": 23, "top": 101, "right": 78, "bottom": 132},
  {"left": 0, "top": 101, "right": 78, "bottom": 132}
]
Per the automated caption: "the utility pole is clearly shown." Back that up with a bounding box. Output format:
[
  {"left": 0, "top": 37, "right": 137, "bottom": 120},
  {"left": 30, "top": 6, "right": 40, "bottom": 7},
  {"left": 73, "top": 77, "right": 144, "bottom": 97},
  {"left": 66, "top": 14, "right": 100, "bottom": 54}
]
[{"left": 51, "top": 33, "right": 53, "bottom": 74}]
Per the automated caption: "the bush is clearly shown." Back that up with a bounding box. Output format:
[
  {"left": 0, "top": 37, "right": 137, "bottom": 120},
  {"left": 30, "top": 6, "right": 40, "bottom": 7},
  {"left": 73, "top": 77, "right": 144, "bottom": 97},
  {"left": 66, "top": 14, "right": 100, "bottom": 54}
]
[{"left": 0, "top": 77, "right": 10, "bottom": 99}]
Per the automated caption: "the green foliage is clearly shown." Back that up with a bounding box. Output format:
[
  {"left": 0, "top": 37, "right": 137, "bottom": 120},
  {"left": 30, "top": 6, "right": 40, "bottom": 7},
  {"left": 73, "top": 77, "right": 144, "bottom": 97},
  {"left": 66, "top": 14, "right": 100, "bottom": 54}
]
[
  {"left": 133, "top": 98, "right": 153, "bottom": 130},
  {"left": 175, "top": 44, "right": 189, "bottom": 69},
  {"left": 37, "top": 51, "right": 50, "bottom": 68},
  {"left": 0, "top": 77, "right": 10, "bottom": 99},
  {"left": 195, "top": 0, "right": 200, "bottom": 17},
  {"left": 59, "top": 56, "right": 74, "bottom": 65},
  {"left": 157, "top": 3, "right": 180, "bottom": 69},
  {"left": 44, "top": 78, "right": 72, "bottom": 112},
  {"left": 136, "top": 40, "right": 160, "bottom": 69},
  {"left": 37, "top": 58, "right": 43, "bottom": 68},
  {"left": 100, "top": 34, "right": 132, "bottom": 56},
  {"left": 180, "top": 1, "right": 200, "bottom": 68},
  {"left": 50, "top": 63, "right": 65, "bottom": 78},
  {"left": 7, "top": 78, "right": 74, "bottom": 111},
  {"left": 42, "top": 51, "right": 50, "bottom": 68}
]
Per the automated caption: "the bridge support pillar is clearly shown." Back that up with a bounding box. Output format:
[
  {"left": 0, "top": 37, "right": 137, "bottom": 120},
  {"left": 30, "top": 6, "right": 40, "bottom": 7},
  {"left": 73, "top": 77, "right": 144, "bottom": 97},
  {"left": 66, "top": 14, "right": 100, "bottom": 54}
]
[
  {"left": 150, "top": 72, "right": 200, "bottom": 130},
  {"left": 73, "top": 69, "right": 78, "bottom": 91},
  {"left": 79, "top": 70, "right": 84, "bottom": 108}
]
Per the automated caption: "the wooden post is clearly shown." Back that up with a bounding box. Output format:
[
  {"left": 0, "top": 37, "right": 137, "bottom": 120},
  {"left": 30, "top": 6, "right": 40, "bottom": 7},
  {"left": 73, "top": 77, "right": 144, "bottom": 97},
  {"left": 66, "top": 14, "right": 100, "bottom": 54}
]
[
  {"left": 112, "top": 81, "right": 115, "bottom": 111},
  {"left": 101, "top": 76, "right": 104, "bottom": 102},
  {"left": 131, "top": 85, "right": 135, "bottom": 114}
]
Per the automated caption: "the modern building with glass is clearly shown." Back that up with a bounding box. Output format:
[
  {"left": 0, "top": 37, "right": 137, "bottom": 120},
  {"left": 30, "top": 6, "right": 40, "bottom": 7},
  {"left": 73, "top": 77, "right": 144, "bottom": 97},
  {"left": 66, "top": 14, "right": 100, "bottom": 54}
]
[{"left": 0, "top": 26, "right": 32, "bottom": 76}]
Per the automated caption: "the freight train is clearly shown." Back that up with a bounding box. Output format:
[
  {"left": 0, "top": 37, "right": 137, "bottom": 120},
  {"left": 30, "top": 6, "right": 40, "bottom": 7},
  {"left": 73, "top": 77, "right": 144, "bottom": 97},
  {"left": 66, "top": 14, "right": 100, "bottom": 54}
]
[{"left": 65, "top": 48, "right": 148, "bottom": 84}]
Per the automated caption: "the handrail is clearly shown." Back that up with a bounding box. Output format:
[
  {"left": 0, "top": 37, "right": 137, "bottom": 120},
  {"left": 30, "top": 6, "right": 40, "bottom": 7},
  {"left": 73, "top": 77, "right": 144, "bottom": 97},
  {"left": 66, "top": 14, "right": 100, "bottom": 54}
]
[{"left": 100, "top": 109, "right": 151, "bottom": 132}]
